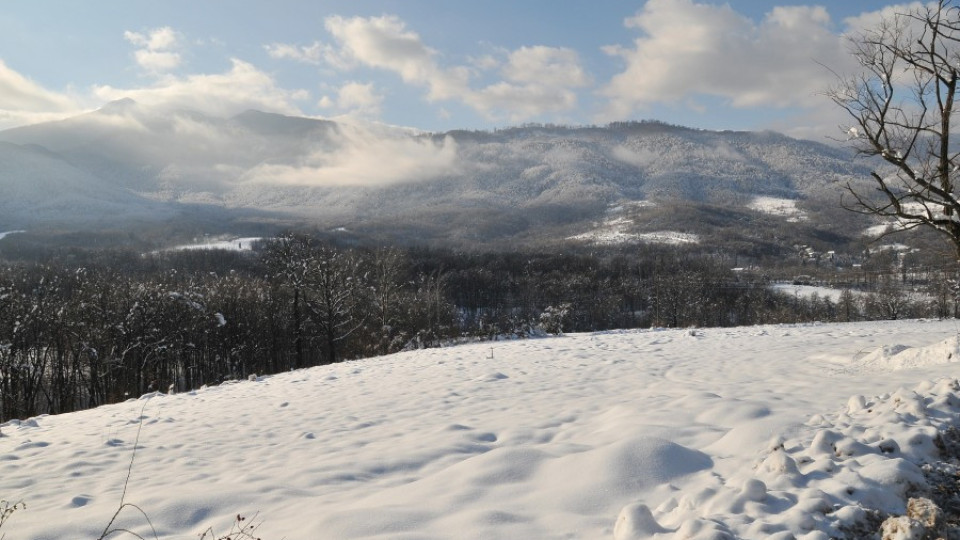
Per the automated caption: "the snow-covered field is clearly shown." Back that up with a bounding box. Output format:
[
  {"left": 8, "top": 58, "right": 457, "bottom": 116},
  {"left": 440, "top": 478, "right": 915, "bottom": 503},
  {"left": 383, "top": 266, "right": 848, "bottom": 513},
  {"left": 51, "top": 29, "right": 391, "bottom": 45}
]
[
  {"left": 568, "top": 226, "right": 700, "bottom": 246},
  {"left": 748, "top": 197, "right": 807, "bottom": 222},
  {"left": 770, "top": 283, "right": 865, "bottom": 303},
  {"left": 6, "top": 320, "right": 960, "bottom": 539},
  {"left": 161, "top": 237, "right": 262, "bottom": 252},
  {"left": 635, "top": 231, "right": 700, "bottom": 245}
]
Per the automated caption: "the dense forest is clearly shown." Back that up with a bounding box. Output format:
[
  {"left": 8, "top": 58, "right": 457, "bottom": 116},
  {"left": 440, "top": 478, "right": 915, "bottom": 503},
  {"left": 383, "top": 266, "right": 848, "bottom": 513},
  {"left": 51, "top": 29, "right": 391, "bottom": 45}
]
[{"left": 0, "top": 232, "right": 955, "bottom": 421}]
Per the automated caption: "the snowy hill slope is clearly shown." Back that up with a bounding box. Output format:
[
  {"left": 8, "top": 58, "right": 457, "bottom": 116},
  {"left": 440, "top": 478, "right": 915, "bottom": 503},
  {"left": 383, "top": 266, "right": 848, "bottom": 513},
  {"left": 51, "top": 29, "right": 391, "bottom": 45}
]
[
  {"left": 0, "top": 142, "right": 172, "bottom": 229},
  {"left": 0, "top": 104, "right": 872, "bottom": 247},
  {"left": 6, "top": 320, "right": 960, "bottom": 539}
]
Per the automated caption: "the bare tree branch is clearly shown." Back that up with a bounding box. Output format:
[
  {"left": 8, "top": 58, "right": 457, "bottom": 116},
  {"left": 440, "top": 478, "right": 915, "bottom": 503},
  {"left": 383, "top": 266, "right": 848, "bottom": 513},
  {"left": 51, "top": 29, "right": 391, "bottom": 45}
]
[{"left": 829, "top": 0, "right": 960, "bottom": 260}]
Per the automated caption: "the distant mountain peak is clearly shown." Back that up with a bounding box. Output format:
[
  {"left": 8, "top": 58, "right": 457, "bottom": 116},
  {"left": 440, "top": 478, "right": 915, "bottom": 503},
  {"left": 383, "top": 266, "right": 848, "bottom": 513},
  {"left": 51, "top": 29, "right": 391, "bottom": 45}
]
[
  {"left": 97, "top": 97, "right": 138, "bottom": 114},
  {"left": 230, "top": 109, "right": 335, "bottom": 136}
]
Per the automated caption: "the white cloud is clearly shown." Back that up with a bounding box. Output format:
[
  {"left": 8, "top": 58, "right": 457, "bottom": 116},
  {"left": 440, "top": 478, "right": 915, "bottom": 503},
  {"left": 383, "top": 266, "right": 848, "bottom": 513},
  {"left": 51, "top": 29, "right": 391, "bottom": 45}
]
[
  {"left": 264, "top": 41, "right": 336, "bottom": 66},
  {"left": 124, "top": 27, "right": 183, "bottom": 73},
  {"left": 0, "top": 60, "right": 78, "bottom": 113},
  {"left": 320, "top": 15, "right": 588, "bottom": 121},
  {"left": 133, "top": 50, "right": 182, "bottom": 73},
  {"left": 467, "top": 83, "right": 578, "bottom": 122},
  {"left": 324, "top": 15, "right": 467, "bottom": 101},
  {"left": 124, "top": 27, "right": 179, "bottom": 50},
  {"left": 317, "top": 82, "right": 383, "bottom": 117},
  {"left": 92, "top": 59, "right": 303, "bottom": 118},
  {"left": 502, "top": 46, "right": 590, "bottom": 88},
  {"left": 842, "top": 2, "right": 926, "bottom": 34},
  {"left": 471, "top": 54, "right": 500, "bottom": 71},
  {"left": 599, "top": 0, "right": 855, "bottom": 120},
  {"left": 242, "top": 126, "right": 459, "bottom": 186},
  {"left": 0, "top": 60, "right": 84, "bottom": 130},
  {"left": 335, "top": 81, "right": 383, "bottom": 117}
]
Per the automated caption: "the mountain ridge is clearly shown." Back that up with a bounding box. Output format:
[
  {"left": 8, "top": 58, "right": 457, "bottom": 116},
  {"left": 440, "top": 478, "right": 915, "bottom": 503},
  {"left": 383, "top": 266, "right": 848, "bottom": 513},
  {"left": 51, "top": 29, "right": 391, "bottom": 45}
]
[{"left": 0, "top": 103, "right": 876, "bottom": 252}]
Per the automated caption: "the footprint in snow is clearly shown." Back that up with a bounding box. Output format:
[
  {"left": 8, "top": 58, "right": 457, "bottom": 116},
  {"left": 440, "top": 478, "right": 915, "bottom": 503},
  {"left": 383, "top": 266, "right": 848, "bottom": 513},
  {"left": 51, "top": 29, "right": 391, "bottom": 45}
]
[
  {"left": 17, "top": 440, "right": 51, "bottom": 450},
  {"left": 471, "top": 432, "right": 498, "bottom": 443},
  {"left": 69, "top": 495, "right": 92, "bottom": 508}
]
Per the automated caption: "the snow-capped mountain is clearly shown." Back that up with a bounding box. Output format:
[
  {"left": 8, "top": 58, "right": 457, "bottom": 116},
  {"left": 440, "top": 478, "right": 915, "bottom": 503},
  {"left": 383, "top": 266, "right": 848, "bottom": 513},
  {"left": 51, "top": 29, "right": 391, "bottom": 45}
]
[{"left": 0, "top": 100, "right": 873, "bottom": 248}]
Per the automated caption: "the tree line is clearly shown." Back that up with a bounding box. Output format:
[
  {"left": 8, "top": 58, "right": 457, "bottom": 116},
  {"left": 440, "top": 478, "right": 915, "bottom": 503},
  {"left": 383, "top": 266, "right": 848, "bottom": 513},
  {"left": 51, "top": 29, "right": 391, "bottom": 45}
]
[{"left": 0, "top": 233, "right": 953, "bottom": 420}]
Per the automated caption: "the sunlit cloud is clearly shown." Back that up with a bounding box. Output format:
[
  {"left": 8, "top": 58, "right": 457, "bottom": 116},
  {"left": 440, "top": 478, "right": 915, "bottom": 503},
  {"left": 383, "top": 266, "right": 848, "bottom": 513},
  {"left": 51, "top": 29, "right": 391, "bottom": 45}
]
[
  {"left": 318, "top": 81, "right": 384, "bottom": 118},
  {"left": 0, "top": 60, "right": 85, "bottom": 130},
  {"left": 124, "top": 26, "right": 183, "bottom": 73},
  {"left": 264, "top": 41, "right": 336, "bottom": 66},
  {"left": 600, "top": 0, "right": 854, "bottom": 119},
  {"left": 92, "top": 59, "right": 304, "bottom": 118},
  {"left": 305, "top": 14, "right": 589, "bottom": 122},
  {"left": 596, "top": 0, "right": 912, "bottom": 139},
  {"left": 242, "top": 126, "right": 459, "bottom": 186},
  {"left": 502, "top": 46, "right": 590, "bottom": 88}
]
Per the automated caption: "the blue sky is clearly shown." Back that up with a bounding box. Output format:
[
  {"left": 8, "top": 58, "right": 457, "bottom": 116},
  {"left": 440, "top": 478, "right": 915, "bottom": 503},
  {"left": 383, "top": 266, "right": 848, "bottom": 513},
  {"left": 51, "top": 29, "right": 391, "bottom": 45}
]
[{"left": 0, "top": 1, "right": 911, "bottom": 139}]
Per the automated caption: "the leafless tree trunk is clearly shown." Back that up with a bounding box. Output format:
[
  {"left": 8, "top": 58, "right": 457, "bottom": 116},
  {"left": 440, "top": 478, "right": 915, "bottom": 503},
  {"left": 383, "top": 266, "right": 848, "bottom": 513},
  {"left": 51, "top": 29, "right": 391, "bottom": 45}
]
[{"left": 829, "top": 0, "right": 960, "bottom": 260}]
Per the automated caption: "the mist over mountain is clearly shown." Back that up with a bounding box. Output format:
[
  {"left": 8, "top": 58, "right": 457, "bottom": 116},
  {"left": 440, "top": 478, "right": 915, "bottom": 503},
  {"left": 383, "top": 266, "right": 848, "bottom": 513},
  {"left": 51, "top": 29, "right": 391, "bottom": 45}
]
[{"left": 0, "top": 100, "right": 875, "bottom": 251}]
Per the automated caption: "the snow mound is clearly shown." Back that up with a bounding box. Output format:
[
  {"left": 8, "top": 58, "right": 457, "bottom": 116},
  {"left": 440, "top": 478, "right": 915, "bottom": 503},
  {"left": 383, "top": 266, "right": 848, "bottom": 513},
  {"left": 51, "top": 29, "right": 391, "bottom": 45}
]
[
  {"left": 628, "top": 378, "right": 960, "bottom": 539},
  {"left": 853, "top": 336, "right": 960, "bottom": 372}
]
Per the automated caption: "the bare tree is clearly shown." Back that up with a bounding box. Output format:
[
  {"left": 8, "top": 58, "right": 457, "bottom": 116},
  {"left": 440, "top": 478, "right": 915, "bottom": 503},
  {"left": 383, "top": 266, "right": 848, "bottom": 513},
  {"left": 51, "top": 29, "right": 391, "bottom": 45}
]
[
  {"left": 264, "top": 233, "right": 314, "bottom": 369},
  {"left": 829, "top": 0, "right": 960, "bottom": 259},
  {"left": 305, "top": 245, "right": 368, "bottom": 364}
]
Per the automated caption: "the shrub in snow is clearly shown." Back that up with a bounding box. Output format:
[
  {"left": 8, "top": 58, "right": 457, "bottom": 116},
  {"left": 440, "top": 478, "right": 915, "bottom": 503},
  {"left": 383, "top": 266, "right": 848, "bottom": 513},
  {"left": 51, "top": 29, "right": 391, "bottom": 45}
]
[
  {"left": 0, "top": 500, "right": 24, "bottom": 534},
  {"left": 538, "top": 303, "right": 571, "bottom": 335}
]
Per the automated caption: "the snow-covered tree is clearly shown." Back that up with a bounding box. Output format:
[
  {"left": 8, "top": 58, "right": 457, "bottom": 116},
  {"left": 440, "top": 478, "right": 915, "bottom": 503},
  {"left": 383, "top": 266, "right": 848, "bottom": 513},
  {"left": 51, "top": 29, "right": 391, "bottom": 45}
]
[
  {"left": 265, "top": 233, "right": 314, "bottom": 369},
  {"left": 304, "top": 245, "right": 367, "bottom": 364}
]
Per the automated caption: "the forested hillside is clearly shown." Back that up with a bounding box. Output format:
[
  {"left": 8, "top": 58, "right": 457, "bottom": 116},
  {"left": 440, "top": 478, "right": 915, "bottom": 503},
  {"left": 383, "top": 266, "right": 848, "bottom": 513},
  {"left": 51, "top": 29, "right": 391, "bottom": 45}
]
[{"left": 0, "top": 103, "right": 876, "bottom": 252}]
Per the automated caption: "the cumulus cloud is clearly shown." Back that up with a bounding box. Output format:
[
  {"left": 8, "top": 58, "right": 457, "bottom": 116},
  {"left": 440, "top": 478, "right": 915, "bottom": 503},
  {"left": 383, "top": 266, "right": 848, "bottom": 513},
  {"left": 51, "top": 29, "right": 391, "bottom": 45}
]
[
  {"left": 599, "top": 0, "right": 856, "bottom": 120},
  {"left": 502, "top": 46, "right": 590, "bottom": 88},
  {"left": 842, "top": 2, "right": 926, "bottom": 34},
  {"left": 466, "top": 83, "right": 578, "bottom": 122},
  {"left": 318, "top": 14, "right": 587, "bottom": 121},
  {"left": 93, "top": 59, "right": 304, "bottom": 118},
  {"left": 242, "top": 125, "right": 459, "bottom": 186},
  {"left": 264, "top": 41, "right": 335, "bottom": 65},
  {"left": 319, "top": 81, "right": 383, "bottom": 117},
  {"left": 124, "top": 26, "right": 183, "bottom": 73},
  {"left": 0, "top": 60, "right": 84, "bottom": 130},
  {"left": 324, "top": 15, "right": 468, "bottom": 101}
]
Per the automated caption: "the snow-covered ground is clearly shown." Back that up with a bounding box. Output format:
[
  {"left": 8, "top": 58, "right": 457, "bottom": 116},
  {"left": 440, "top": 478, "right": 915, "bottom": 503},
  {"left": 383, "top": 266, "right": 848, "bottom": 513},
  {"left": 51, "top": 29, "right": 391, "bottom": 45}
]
[
  {"left": 161, "top": 237, "right": 262, "bottom": 252},
  {"left": 568, "top": 201, "right": 700, "bottom": 247},
  {"left": 748, "top": 197, "right": 807, "bottom": 222},
  {"left": 5, "top": 320, "right": 960, "bottom": 539},
  {"left": 771, "top": 283, "right": 865, "bottom": 302},
  {"left": 635, "top": 231, "right": 700, "bottom": 245},
  {"left": 568, "top": 225, "right": 700, "bottom": 246}
]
